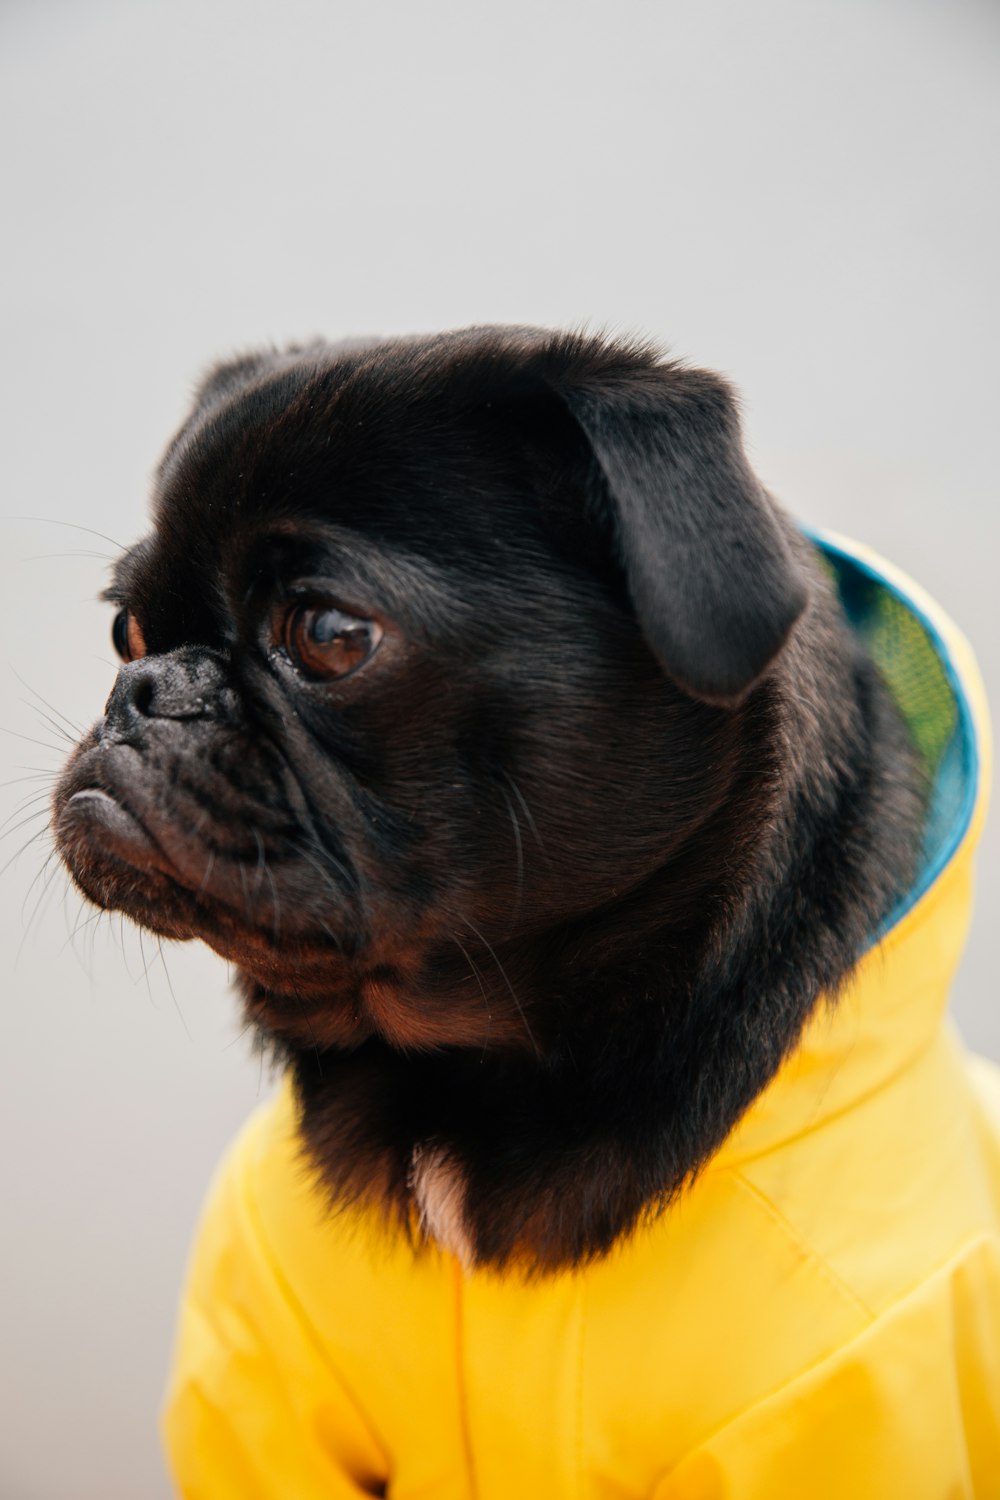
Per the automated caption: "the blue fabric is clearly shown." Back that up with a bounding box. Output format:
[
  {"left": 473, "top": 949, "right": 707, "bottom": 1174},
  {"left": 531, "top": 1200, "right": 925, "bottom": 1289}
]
[{"left": 809, "top": 533, "right": 979, "bottom": 938}]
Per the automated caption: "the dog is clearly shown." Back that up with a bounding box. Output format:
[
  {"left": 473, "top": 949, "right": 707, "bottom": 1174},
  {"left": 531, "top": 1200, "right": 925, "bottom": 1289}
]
[{"left": 52, "top": 327, "right": 1000, "bottom": 1492}]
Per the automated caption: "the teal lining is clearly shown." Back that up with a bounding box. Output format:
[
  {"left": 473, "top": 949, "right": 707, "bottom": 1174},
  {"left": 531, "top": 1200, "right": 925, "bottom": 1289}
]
[{"left": 806, "top": 532, "right": 979, "bottom": 940}]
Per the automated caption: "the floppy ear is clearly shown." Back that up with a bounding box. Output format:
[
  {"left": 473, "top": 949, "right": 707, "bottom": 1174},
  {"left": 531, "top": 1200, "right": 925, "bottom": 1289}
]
[
  {"left": 155, "top": 351, "right": 287, "bottom": 477},
  {"left": 189, "top": 352, "right": 279, "bottom": 412},
  {"left": 186, "top": 337, "right": 384, "bottom": 423},
  {"left": 558, "top": 366, "right": 808, "bottom": 706}
]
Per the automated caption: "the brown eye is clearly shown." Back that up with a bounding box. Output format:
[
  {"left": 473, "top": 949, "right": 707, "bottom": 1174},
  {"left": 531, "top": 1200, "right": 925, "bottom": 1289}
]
[
  {"left": 283, "top": 604, "right": 382, "bottom": 680},
  {"left": 112, "top": 608, "right": 147, "bottom": 662}
]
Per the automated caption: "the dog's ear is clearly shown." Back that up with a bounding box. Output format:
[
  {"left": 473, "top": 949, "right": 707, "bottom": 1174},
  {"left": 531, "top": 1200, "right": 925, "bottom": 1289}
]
[
  {"left": 155, "top": 351, "right": 286, "bottom": 478},
  {"left": 190, "top": 337, "right": 384, "bottom": 414},
  {"left": 555, "top": 363, "right": 808, "bottom": 706},
  {"left": 181, "top": 338, "right": 384, "bottom": 433},
  {"left": 189, "top": 352, "right": 278, "bottom": 413}
]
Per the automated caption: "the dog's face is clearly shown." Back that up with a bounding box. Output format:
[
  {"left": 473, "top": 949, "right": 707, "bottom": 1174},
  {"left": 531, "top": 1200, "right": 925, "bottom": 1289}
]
[{"left": 54, "top": 327, "right": 815, "bottom": 1264}]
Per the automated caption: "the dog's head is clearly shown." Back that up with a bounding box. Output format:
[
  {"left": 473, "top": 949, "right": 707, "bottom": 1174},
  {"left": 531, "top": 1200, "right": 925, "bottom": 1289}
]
[
  {"left": 55, "top": 328, "right": 805, "bottom": 1052},
  {"left": 54, "top": 326, "right": 821, "bottom": 1264}
]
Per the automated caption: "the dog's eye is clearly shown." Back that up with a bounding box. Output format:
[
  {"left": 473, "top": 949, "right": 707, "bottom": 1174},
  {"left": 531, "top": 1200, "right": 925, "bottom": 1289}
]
[
  {"left": 111, "top": 608, "right": 147, "bottom": 663},
  {"left": 283, "top": 604, "right": 382, "bottom": 680}
]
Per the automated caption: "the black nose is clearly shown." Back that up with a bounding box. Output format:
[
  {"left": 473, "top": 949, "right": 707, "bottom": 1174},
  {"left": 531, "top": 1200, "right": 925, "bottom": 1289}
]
[{"left": 103, "top": 649, "right": 228, "bottom": 738}]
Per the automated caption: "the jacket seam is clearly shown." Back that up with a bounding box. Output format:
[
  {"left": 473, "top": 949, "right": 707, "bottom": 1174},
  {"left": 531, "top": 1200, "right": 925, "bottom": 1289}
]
[
  {"left": 729, "top": 1169, "right": 876, "bottom": 1318},
  {"left": 713, "top": 1013, "right": 953, "bottom": 1175},
  {"left": 576, "top": 1274, "right": 587, "bottom": 1500},
  {"left": 452, "top": 1260, "right": 479, "bottom": 1500}
]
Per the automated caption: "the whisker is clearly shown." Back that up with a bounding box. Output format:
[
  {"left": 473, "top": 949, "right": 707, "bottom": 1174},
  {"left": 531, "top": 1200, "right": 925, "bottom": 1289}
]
[
  {"left": 62, "top": 905, "right": 102, "bottom": 954},
  {"left": 449, "top": 933, "right": 493, "bottom": 1061},
  {"left": 497, "top": 782, "right": 525, "bottom": 930},
  {"left": 23, "top": 705, "right": 76, "bottom": 746},
  {"left": 0, "top": 790, "right": 53, "bottom": 836},
  {"left": 259, "top": 851, "right": 281, "bottom": 944},
  {"left": 19, "top": 852, "right": 63, "bottom": 930},
  {"left": 25, "top": 549, "right": 118, "bottom": 562},
  {"left": 498, "top": 770, "right": 548, "bottom": 856},
  {"left": 251, "top": 828, "right": 267, "bottom": 901},
  {"left": 136, "top": 926, "right": 159, "bottom": 1006},
  {"left": 297, "top": 833, "right": 355, "bottom": 890},
  {"left": 118, "top": 912, "right": 138, "bottom": 982},
  {"left": 314, "top": 915, "right": 343, "bottom": 951},
  {"left": 10, "top": 668, "right": 86, "bottom": 737},
  {"left": 456, "top": 912, "right": 540, "bottom": 1058},
  {"left": 224, "top": 1018, "right": 256, "bottom": 1051},
  {"left": 196, "top": 848, "right": 216, "bottom": 899},
  {"left": 88, "top": 908, "right": 107, "bottom": 968},
  {"left": 21, "top": 845, "right": 60, "bottom": 926},
  {"left": 293, "top": 841, "right": 350, "bottom": 917},
  {"left": 2, "top": 515, "right": 126, "bottom": 550},
  {"left": 0, "top": 771, "right": 58, "bottom": 790},
  {"left": 0, "top": 819, "right": 51, "bottom": 877},
  {"left": 0, "top": 725, "right": 66, "bottom": 754},
  {"left": 63, "top": 901, "right": 98, "bottom": 983},
  {"left": 16, "top": 852, "right": 65, "bottom": 965},
  {"left": 157, "top": 937, "right": 192, "bottom": 1041}
]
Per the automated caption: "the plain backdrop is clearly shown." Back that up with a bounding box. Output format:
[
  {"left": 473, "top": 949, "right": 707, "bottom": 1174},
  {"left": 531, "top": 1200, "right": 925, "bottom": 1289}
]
[{"left": 1, "top": 1, "right": 998, "bottom": 1495}]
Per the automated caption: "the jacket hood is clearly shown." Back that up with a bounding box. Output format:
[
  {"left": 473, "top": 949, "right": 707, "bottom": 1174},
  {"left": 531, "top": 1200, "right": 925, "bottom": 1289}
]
[{"left": 713, "top": 530, "right": 992, "bottom": 1173}]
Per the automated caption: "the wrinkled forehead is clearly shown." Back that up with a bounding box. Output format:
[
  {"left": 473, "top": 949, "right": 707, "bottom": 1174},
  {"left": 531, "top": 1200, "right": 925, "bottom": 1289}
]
[
  {"left": 154, "top": 348, "right": 545, "bottom": 555},
  {"left": 108, "top": 357, "right": 549, "bottom": 649}
]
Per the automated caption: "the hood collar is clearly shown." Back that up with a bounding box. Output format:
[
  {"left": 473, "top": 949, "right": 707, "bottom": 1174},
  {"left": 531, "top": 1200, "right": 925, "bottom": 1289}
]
[{"left": 712, "top": 531, "right": 992, "bottom": 1172}]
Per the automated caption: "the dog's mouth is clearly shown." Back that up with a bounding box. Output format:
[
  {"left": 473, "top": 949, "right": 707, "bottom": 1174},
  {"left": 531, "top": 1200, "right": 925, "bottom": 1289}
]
[
  {"left": 54, "top": 755, "right": 376, "bottom": 1049},
  {"left": 53, "top": 733, "right": 353, "bottom": 954},
  {"left": 61, "top": 786, "right": 177, "bottom": 878},
  {"left": 55, "top": 769, "right": 209, "bottom": 943},
  {"left": 53, "top": 736, "right": 534, "bottom": 1055}
]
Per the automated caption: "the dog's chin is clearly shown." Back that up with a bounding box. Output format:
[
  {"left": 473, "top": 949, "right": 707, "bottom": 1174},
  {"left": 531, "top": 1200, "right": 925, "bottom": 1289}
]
[
  {"left": 237, "top": 958, "right": 529, "bottom": 1055},
  {"left": 54, "top": 779, "right": 519, "bottom": 1057}
]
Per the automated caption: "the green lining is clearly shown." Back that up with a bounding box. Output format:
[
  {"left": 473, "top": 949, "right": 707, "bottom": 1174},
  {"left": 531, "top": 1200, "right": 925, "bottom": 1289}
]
[{"left": 810, "top": 535, "right": 978, "bottom": 936}]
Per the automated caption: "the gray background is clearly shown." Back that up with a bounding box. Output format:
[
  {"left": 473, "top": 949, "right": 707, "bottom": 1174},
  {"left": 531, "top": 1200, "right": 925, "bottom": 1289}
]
[{"left": 1, "top": 1, "right": 997, "bottom": 1496}]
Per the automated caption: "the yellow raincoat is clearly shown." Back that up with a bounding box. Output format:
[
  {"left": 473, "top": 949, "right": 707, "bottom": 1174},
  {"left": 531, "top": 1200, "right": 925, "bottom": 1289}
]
[{"left": 163, "top": 536, "right": 1000, "bottom": 1498}]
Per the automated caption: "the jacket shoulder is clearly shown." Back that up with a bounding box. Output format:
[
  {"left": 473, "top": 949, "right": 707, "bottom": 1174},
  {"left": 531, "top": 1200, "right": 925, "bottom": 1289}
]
[{"left": 653, "top": 1233, "right": 1000, "bottom": 1499}]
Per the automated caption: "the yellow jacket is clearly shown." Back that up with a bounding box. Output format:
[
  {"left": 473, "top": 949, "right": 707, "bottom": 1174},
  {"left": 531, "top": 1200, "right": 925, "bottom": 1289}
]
[{"left": 163, "top": 536, "right": 1000, "bottom": 1498}]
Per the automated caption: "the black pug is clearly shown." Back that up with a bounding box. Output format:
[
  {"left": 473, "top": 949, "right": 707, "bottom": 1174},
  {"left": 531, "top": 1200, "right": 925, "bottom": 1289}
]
[{"left": 53, "top": 326, "right": 923, "bottom": 1270}]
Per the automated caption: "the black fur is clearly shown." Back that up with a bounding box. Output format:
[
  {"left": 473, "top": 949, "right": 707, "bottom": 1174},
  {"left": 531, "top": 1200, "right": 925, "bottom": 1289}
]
[{"left": 53, "top": 326, "right": 924, "bottom": 1269}]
